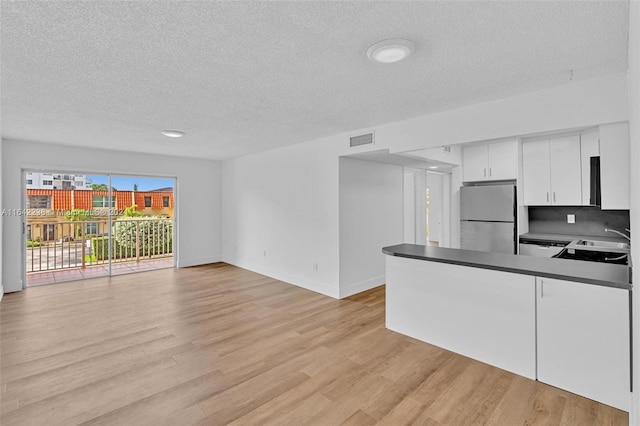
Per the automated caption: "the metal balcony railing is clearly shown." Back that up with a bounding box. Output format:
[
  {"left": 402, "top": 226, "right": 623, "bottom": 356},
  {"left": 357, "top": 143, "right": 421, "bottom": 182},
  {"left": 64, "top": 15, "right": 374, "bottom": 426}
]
[{"left": 26, "top": 218, "right": 173, "bottom": 273}]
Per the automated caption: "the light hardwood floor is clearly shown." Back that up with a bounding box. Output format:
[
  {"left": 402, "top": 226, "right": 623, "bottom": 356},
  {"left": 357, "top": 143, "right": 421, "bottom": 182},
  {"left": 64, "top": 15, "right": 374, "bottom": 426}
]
[{"left": 0, "top": 263, "right": 628, "bottom": 425}]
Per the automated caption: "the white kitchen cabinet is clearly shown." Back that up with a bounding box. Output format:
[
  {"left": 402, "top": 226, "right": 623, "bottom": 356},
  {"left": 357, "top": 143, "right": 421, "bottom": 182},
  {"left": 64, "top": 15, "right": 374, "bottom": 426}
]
[
  {"left": 386, "top": 255, "right": 536, "bottom": 379},
  {"left": 522, "top": 138, "right": 552, "bottom": 205},
  {"left": 522, "top": 135, "right": 582, "bottom": 205},
  {"left": 462, "top": 144, "right": 488, "bottom": 182},
  {"left": 549, "top": 135, "right": 582, "bottom": 205},
  {"left": 600, "top": 122, "right": 630, "bottom": 210},
  {"left": 536, "top": 277, "right": 629, "bottom": 411},
  {"left": 462, "top": 139, "right": 517, "bottom": 182}
]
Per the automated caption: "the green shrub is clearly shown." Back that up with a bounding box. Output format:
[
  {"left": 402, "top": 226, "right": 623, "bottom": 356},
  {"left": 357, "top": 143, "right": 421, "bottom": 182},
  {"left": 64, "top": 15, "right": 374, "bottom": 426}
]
[
  {"left": 90, "top": 218, "right": 173, "bottom": 261},
  {"left": 91, "top": 236, "right": 134, "bottom": 261},
  {"left": 27, "top": 240, "right": 43, "bottom": 247},
  {"left": 112, "top": 217, "right": 173, "bottom": 255}
]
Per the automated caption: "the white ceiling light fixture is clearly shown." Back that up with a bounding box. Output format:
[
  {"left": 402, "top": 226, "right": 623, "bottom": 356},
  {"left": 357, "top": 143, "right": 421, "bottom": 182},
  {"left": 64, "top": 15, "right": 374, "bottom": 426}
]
[
  {"left": 161, "top": 130, "right": 185, "bottom": 138},
  {"left": 429, "top": 166, "right": 439, "bottom": 169},
  {"left": 367, "top": 38, "right": 415, "bottom": 64}
]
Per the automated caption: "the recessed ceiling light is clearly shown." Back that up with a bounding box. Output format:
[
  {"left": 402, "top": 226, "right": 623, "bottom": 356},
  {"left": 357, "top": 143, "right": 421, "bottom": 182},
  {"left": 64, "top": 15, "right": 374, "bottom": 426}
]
[
  {"left": 429, "top": 166, "right": 439, "bottom": 169},
  {"left": 367, "top": 39, "right": 415, "bottom": 64},
  {"left": 161, "top": 130, "right": 185, "bottom": 138}
]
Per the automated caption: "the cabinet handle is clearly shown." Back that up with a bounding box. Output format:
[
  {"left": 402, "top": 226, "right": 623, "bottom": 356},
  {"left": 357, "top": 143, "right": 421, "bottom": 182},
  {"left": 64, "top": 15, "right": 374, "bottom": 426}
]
[
  {"left": 489, "top": 167, "right": 492, "bottom": 177},
  {"left": 484, "top": 168, "right": 486, "bottom": 177},
  {"left": 546, "top": 192, "right": 549, "bottom": 202},
  {"left": 553, "top": 192, "right": 556, "bottom": 202},
  {"left": 540, "top": 280, "right": 544, "bottom": 298}
]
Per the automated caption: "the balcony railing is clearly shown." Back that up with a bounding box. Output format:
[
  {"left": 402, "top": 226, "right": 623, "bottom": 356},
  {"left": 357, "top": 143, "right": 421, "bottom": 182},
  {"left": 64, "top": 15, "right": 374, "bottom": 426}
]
[{"left": 26, "top": 218, "right": 173, "bottom": 273}]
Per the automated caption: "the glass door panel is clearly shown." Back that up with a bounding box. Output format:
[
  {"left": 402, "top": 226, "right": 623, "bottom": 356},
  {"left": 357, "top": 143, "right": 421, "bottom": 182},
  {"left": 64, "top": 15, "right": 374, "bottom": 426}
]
[
  {"left": 25, "top": 170, "right": 110, "bottom": 286},
  {"left": 101, "top": 175, "right": 175, "bottom": 277}
]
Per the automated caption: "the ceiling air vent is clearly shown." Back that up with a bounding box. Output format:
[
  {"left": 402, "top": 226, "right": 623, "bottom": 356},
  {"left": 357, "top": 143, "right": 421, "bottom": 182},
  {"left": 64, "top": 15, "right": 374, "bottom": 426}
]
[{"left": 349, "top": 132, "right": 374, "bottom": 148}]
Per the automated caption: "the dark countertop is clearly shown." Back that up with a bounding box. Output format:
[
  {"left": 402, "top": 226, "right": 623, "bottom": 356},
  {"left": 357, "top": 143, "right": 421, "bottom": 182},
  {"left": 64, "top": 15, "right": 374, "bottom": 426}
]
[
  {"left": 520, "top": 232, "right": 629, "bottom": 244},
  {"left": 382, "top": 244, "right": 632, "bottom": 290}
]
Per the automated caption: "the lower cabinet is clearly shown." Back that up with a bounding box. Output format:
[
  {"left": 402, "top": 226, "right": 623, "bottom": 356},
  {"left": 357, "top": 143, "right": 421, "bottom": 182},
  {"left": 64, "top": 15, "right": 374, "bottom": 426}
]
[
  {"left": 536, "top": 277, "right": 630, "bottom": 411},
  {"left": 386, "top": 256, "right": 536, "bottom": 379},
  {"left": 384, "top": 255, "right": 631, "bottom": 411}
]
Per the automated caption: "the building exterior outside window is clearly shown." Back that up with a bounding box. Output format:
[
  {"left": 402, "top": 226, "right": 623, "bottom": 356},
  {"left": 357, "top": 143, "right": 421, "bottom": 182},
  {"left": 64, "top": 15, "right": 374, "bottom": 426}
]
[
  {"left": 24, "top": 188, "right": 174, "bottom": 241},
  {"left": 27, "top": 195, "right": 51, "bottom": 209},
  {"left": 92, "top": 196, "right": 115, "bottom": 208},
  {"left": 26, "top": 172, "right": 92, "bottom": 190},
  {"left": 86, "top": 223, "right": 98, "bottom": 235}
]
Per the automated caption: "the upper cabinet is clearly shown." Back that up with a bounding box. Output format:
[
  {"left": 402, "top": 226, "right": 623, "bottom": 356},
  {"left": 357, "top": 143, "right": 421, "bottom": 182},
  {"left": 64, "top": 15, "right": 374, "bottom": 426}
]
[
  {"left": 600, "top": 122, "right": 630, "bottom": 210},
  {"left": 520, "top": 123, "right": 630, "bottom": 209},
  {"left": 462, "top": 139, "right": 517, "bottom": 182},
  {"left": 522, "top": 135, "right": 582, "bottom": 206}
]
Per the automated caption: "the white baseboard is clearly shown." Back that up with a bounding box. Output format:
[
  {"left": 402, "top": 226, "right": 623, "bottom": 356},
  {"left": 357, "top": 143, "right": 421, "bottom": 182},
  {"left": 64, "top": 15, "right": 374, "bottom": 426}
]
[
  {"left": 177, "top": 255, "right": 222, "bottom": 268},
  {"left": 222, "top": 256, "right": 339, "bottom": 299},
  {"left": 339, "top": 275, "right": 385, "bottom": 299}
]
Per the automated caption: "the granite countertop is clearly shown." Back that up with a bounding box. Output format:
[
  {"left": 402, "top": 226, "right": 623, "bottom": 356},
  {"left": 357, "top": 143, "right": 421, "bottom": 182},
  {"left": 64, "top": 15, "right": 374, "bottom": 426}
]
[{"left": 382, "top": 243, "right": 632, "bottom": 290}]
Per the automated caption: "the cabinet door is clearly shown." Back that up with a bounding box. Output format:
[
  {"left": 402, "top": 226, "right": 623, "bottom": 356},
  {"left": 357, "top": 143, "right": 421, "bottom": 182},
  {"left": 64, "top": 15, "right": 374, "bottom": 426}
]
[
  {"left": 462, "top": 145, "right": 488, "bottom": 182},
  {"left": 600, "top": 122, "right": 630, "bottom": 209},
  {"left": 549, "top": 135, "right": 582, "bottom": 205},
  {"left": 522, "top": 139, "right": 551, "bottom": 205},
  {"left": 537, "top": 277, "right": 629, "bottom": 411},
  {"left": 487, "top": 140, "right": 517, "bottom": 180}
]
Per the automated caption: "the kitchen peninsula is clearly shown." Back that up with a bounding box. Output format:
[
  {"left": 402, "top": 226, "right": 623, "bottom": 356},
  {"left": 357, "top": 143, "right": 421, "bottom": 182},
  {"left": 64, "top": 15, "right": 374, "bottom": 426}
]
[{"left": 383, "top": 243, "right": 631, "bottom": 411}]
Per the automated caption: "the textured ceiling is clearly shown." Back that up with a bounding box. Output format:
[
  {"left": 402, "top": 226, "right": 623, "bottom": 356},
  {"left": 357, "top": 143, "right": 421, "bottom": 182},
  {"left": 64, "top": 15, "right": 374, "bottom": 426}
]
[{"left": 1, "top": 1, "right": 629, "bottom": 160}]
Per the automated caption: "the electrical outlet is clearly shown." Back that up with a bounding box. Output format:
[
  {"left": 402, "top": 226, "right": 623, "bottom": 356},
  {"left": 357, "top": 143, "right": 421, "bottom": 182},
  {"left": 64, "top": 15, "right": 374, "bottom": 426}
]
[
  {"left": 567, "top": 214, "right": 575, "bottom": 224},
  {"left": 263, "top": 250, "right": 267, "bottom": 257}
]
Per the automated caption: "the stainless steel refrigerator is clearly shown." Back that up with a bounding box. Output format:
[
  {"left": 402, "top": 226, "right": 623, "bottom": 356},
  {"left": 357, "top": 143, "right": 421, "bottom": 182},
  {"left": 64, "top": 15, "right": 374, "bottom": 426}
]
[{"left": 460, "top": 184, "right": 516, "bottom": 254}]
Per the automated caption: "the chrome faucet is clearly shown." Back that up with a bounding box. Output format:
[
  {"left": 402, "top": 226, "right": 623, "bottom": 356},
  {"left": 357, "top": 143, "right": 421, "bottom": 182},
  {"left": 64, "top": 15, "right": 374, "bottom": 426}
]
[{"left": 605, "top": 228, "right": 631, "bottom": 241}]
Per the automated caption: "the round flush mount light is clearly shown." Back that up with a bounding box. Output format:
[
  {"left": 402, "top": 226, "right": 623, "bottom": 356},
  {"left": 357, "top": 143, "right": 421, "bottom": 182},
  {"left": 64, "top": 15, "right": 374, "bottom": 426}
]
[
  {"left": 161, "top": 130, "right": 185, "bottom": 138},
  {"left": 429, "top": 166, "right": 439, "bottom": 169},
  {"left": 367, "top": 38, "right": 415, "bottom": 64}
]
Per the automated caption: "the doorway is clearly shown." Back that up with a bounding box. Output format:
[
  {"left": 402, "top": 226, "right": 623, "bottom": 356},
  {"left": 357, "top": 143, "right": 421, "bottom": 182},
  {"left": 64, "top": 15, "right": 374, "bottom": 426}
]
[
  {"left": 403, "top": 168, "right": 449, "bottom": 247},
  {"left": 426, "top": 171, "right": 444, "bottom": 247},
  {"left": 24, "top": 171, "right": 175, "bottom": 287}
]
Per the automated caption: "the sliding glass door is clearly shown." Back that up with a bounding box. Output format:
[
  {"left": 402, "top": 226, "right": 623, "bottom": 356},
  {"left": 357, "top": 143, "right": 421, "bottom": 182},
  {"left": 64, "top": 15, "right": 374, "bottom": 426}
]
[{"left": 24, "top": 171, "right": 175, "bottom": 287}]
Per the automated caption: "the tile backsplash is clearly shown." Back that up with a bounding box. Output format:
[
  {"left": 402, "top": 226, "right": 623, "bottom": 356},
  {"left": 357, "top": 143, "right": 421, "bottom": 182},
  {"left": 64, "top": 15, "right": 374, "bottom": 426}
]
[{"left": 528, "top": 206, "right": 630, "bottom": 237}]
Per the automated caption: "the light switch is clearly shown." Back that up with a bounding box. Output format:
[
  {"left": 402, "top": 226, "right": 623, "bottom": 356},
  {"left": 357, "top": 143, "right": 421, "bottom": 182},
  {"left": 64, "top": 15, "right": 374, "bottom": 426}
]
[{"left": 567, "top": 214, "right": 575, "bottom": 224}]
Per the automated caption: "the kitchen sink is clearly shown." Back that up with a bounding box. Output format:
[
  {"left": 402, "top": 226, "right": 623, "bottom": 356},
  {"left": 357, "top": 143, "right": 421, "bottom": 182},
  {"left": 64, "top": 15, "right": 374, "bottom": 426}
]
[
  {"left": 574, "top": 239, "right": 630, "bottom": 250},
  {"left": 553, "top": 248, "right": 629, "bottom": 265}
]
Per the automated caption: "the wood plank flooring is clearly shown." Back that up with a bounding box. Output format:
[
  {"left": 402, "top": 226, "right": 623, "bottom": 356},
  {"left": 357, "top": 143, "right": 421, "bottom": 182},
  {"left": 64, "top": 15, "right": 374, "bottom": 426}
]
[{"left": 0, "top": 263, "right": 628, "bottom": 425}]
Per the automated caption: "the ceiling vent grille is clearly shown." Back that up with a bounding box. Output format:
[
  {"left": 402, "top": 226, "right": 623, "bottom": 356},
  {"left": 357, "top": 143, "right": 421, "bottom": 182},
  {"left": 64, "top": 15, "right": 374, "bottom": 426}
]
[{"left": 349, "top": 132, "right": 374, "bottom": 148}]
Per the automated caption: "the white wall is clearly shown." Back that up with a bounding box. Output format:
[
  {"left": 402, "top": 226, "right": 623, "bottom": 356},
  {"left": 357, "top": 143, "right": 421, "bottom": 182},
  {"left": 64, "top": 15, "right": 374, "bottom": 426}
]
[
  {"left": 628, "top": 2, "right": 640, "bottom": 424},
  {"left": 2, "top": 140, "right": 223, "bottom": 293},
  {"left": 222, "top": 74, "right": 626, "bottom": 298},
  {"left": 370, "top": 73, "right": 628, "bottom": 154},
  {"left": 222, "top": 137, "right": 341, "bottom": 298},
  {"left": 339, "top": 158, "right": 403, "bottom": 298},
  {"left": 405, "top": 145, "right": 462, "bottom": 166}
]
